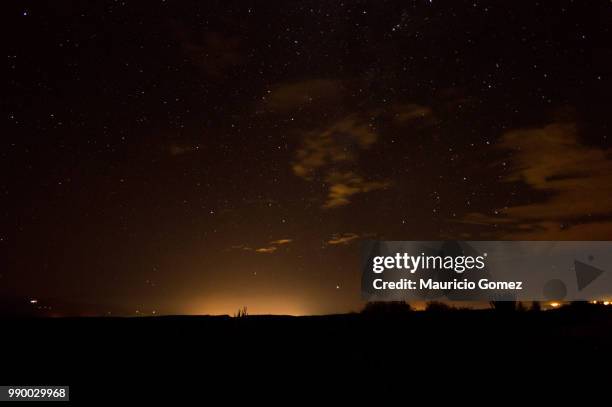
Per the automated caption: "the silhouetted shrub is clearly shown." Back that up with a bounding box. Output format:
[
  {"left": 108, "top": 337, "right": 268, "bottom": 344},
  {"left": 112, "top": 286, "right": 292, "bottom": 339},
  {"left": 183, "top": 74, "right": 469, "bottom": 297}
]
[{"left": 530, "top": 301, "right": 541, "bottom": 312}]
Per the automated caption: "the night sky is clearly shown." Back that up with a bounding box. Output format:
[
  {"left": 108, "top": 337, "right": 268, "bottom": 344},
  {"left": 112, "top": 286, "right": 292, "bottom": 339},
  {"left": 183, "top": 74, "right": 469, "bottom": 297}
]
[{"left": 4, "top": 1, "right": 612, "bottom": 315}]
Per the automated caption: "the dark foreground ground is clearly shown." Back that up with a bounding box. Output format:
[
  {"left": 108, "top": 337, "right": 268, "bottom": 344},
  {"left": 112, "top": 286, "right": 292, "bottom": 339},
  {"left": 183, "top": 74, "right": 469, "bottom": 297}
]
[{"left": 2, "top": 306, "right": 612, "bottom": 402}]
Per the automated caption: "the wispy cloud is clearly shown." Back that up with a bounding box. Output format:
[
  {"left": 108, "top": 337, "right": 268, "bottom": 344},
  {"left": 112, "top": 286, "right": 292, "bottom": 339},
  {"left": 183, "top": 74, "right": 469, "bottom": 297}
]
[
  {"left": 234, "top": 238, "right": 293, "bottom": 254},
  {"left": 255, "top": 247, "right": 277, "bottom": 254},
  {"left": 327, "top": 233, "right": 360, "bottom": 245}
]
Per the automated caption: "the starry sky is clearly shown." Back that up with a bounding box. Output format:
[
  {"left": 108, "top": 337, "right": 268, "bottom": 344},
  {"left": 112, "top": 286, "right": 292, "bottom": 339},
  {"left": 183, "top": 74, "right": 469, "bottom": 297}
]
[{"left": 4, "top": 1, "right": 612, "bottom": 315}]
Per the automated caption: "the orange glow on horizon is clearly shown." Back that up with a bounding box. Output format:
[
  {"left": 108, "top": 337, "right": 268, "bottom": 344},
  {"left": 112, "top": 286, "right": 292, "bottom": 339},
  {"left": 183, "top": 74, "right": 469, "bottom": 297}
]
[{"left": 187, "top": 295, "right": 312, "bottom": 316}]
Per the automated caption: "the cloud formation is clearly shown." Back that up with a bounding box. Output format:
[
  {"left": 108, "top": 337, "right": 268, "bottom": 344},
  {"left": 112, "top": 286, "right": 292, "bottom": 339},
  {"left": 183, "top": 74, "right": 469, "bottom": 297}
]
[
  {"left": 292, "top": 103, "right": 433, "bottom": 209},
  {"left": 323, "top": 171, "right": 390, "bottom": 209},
  {"left": 292, "top": 115, "right": 390, "bottom": 208},
  {"left": 292, "top": 116, "right": 377, "bottom": 178},
  {"left": 327, "top": 233, "right": 360, "bottom": 245},
  {"left": 463, "top": 122, "right": 612, "bottom": 238}
]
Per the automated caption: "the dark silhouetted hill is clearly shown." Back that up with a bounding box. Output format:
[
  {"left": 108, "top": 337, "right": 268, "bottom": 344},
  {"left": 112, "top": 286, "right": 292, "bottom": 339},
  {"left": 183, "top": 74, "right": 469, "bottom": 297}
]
[{"left": 1, "top": 304, "right": 611, "bottom": 401}]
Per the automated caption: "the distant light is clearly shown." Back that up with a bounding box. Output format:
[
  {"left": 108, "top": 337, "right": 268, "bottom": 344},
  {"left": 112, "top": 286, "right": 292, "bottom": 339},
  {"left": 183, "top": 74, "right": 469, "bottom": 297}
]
[
  {"left": 550, "top": 302, "right": 560, "bottom": 308},
  {"left": 591, "top": 300, "right": 598, "bottom": 304},
  {"left": 29, "top": 299, "right": 38, "bottom": 304},
  {"left": 604, "top": 301, "right": 610, "bottom": 306}
]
